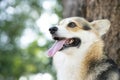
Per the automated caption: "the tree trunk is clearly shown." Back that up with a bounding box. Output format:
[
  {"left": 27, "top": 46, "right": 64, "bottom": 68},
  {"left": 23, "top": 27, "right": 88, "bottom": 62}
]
[
  {"left": 62, "top": 0, "right": 120, "bottom": 67},
  {"left": 62, "top": 0, "right": 87, "bottom": 18}
]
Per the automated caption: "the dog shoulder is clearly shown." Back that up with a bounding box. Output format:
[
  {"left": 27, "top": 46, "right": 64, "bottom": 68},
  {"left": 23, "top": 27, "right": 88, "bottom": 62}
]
[{"left": 88, "top": 59, "right": 120, "bottom": 80}]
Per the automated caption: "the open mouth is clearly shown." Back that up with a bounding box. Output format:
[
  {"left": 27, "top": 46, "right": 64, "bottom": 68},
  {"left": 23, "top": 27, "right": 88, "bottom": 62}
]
[
  {"left": 54, "top": 37, "right": 81, "bottom": 51},
  {"left": 47, "top": 37, "right": 81, "bottom": 57}
]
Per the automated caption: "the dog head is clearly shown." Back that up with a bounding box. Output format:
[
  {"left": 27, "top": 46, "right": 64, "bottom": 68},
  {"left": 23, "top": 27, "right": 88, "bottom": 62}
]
[{"left": 48, "top": 17, "right": 110, "bottom": 57}]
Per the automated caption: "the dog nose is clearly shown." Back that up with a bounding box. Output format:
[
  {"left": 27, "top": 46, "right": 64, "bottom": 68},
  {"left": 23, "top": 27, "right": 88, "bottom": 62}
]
[{"left": 49, "top": 27, "right": 58, "bottom": 34}]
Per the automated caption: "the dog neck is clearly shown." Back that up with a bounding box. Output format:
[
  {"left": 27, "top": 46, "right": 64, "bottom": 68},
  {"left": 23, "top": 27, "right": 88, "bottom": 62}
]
[
  {"left": 81, "top": 40, "right": 104, "bottom": 79},
  {"left": 53, "top": 39, "right": 104, "bottom": 80}
]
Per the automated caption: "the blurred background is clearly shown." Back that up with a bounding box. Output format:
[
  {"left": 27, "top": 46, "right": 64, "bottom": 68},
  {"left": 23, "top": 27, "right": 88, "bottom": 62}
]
[
  {"left": 0, "top": 0, "right": 62, "bottom": 80},
  {"left": 0, "top": 0, "right": 120, "bottom": 80}
]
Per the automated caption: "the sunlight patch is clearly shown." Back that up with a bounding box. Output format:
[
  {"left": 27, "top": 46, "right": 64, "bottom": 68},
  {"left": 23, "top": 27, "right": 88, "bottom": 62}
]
[{"left": 19, "top": 73, "right": 53, "bottom": 80}]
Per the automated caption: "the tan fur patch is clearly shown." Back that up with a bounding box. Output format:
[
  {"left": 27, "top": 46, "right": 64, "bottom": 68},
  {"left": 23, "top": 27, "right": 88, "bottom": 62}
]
[
  {"left": 80, "top": 40, "right": 104, "bottom": 79},
  {"left": 66, "top": 26, "right": 82, "bottom": 32},
  {"left": 66, "top": 21, "right": 83, "bottom": 32}
]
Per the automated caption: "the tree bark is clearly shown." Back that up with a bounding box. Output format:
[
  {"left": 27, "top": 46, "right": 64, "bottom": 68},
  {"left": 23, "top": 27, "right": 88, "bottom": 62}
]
[
  {"left": 62, "top": 0, "right": 87, "bottom": 18},
  {"left": 62, "top": 0, "right": 120, "bottom": 67}
]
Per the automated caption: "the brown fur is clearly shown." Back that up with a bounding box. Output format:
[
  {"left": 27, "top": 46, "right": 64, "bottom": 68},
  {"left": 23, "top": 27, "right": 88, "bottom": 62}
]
[
  {"left": 83, "top": 40, "right": 104, "bottom": 78},
  {"left": 76, "top": 40, "right": 104, "bottom": 80}
]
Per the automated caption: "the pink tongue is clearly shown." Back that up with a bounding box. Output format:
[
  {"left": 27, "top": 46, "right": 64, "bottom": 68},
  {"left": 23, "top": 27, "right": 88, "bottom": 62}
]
[{"left": 47, "top": 40, "right": 66, "bottom": 57}]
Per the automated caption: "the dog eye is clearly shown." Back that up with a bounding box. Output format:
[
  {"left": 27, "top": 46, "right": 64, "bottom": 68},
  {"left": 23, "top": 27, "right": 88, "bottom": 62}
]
[{"left": 68, "top": 22, "right": 76, "bottom": 28}]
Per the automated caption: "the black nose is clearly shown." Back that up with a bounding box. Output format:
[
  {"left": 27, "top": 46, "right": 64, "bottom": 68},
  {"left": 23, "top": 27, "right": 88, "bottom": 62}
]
[{"left": 49, "top": 27, "right": 58, "bottom": 34}]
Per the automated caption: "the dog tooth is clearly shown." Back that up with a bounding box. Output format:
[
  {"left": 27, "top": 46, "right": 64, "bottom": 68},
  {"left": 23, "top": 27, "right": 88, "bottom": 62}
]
[{"left": 69, "top": 39, "right": 73, "bottom": 44}]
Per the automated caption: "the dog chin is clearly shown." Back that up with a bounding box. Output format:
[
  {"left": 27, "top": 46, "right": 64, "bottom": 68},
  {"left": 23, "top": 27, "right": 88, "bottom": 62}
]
[{"left": 59, "top": 47, "right": 78, "bottom": 55}]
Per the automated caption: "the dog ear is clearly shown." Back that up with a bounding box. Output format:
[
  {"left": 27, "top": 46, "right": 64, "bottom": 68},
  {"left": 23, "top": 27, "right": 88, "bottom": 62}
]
[{"left": 90, "top": 19, "right": 111, "bottom": 36}]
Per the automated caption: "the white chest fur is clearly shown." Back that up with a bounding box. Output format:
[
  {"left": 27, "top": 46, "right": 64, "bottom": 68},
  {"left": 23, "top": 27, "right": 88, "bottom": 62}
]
[{"left": 53, "top": 52, "right": 83, "bottom": 80}]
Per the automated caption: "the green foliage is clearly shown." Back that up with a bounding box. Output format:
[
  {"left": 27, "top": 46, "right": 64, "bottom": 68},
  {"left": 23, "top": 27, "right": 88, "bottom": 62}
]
[{"left": 0, "top": 0, "right": 62, "bottom": 79}]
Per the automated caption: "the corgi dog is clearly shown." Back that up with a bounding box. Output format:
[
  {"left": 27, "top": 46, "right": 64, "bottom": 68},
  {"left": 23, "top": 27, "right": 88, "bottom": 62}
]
[{"left": 47, "top": 17, "right": 120, "bottom": 80}]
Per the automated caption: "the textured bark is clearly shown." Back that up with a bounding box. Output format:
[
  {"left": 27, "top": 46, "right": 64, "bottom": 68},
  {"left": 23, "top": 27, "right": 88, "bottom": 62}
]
[
  {"left": 62, "top": 0, "right": 87, "bottom": 18},
  {"left": 62, "top": 0, "right": 120, "bottom": 67}
]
